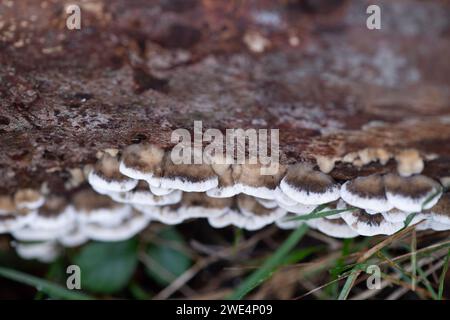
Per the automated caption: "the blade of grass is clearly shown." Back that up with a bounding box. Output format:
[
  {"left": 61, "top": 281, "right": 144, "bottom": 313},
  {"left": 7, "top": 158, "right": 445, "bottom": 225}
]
[
  {"left": 35, "top": 259, "right": 65, "bottom": 300},
  {"left": 328, "top": 239, "right": 352, "bottom": 298},
  {"left": 438, "top": 249, "right": 450, "bottom": 300},
  {"left": 422, "top": 187, "right": 443, "bottom": 209},
  {"left": 287, "top": 207, "right": 357, "bottom": 222},
  {"left": 0, "top": 266, "right": 93, "bottom": 300},
  {"left": 416, "top": 265, "right": 438, "bottom": 300},
  {"left": 403, "top": 213, "right": 418, "bottom": 228},
  {"left": 227, "top": 223, "right": 309, "bottom": 299},
  {"left": 337, "top": 267, "right": 361, "bottom": 300},
  {"left": 411, "top": 229, "right": 417, "bottom": 291},
  {"left": 282, "top": 246, "right": 319, "bottom": 265}
]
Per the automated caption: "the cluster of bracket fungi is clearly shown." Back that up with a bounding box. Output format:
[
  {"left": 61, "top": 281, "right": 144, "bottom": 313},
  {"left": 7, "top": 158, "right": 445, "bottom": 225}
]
[{"left": 1, "top": 143, "right": 448, "bottom": 262}]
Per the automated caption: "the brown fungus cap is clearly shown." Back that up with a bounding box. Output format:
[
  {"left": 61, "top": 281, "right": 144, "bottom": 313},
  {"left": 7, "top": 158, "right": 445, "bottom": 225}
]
[
  {"left": 280, "top": 164, "right": 340, "bottom": 205},
  {"left": 119, "top": 143, "right": 165, "bottom": 183},
  {"left": 384, "top": 174, "right": 442, "bottom": 212},
  {"left": 340, "top": 175, "right": 393, "bottom": 212},
  {"left": 89, "top": 153, "right": 138, "bottom": 192}
]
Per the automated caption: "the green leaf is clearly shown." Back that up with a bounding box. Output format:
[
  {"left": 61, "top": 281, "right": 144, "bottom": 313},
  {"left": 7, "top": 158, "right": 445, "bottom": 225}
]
[
  {"left": 228, "top": 223, "right": 309, "bottom": 300},
  {"left": 403, "top": 212, "right": 418, "bottom": 228},
  {"left": 0, "top": 266, "right": 93, "bottom": 300},
  {"left": 73, "top": 238, "right": 138, "bottom": 294},
  {"left": 144, "top": 227, "right": 191, "bottom": 286}
]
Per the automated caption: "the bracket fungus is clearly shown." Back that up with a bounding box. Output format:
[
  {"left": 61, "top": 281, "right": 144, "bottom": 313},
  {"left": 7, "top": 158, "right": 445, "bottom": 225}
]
[
  {"left": 14, "top": 241, "right": 61, "bottom": 263},
  {"left": 340, "top": 175, "right": 393, "bottom": 213},
  {"left": 280, "top": 164, "right": 340, "bottom": 205},
  {"left": 314, "top": 218, "right": 359, "bottom": 239},
  {"left": 89, "top": 153, "right": 139, "bottom": 193},
  {"left": 340, "top": 210, "right": 405, "bottom": 237},
  {"left": 108, "top": 181, "right": 183, "bottom": 206},
  {"left": 13, "top": 189, "right": 45, "bottom": 210},
  {"left": 158, "top": 157, "right": 219, "bottom": 192},
  {"left": 12, "top": 196, "right": 74, "bottom": 242},
  {"left": 384, "top": 174, "right": 442, "bottom": 212},
  {"left": 119, "top": 143, "right": 165, "bottom": 185}
]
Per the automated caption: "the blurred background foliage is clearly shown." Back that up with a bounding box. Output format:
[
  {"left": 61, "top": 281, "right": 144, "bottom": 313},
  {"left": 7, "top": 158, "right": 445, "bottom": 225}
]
[{"left": 0, "top": 221, "right": 449, "bottom": 300}]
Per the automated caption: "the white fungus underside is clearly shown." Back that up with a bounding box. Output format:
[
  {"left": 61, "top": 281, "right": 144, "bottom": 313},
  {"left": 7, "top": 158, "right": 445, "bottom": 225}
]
[
  {"left": 416, "top": 219, "right": 450, "bottom": 231},
  {"left": 340, "top": 211, "right": 404, "bottom": 236},
  {"left": 109, "top": 189, "right": 182, "bottom": 206},
  {"left": 385, "top": 189, "right": 441, "bottom": 212},
  {"left": 277, "top": 201, "right": 317, "bottom": 215},
  {"left": 58, "top": 226, "right": 88, "bottom": 247},
  {"left": 315, "top": 218, "right": 359, "bottom": 239},
  {"left": 274, "top": 213, "right": 305, "bottom": 230},
  {"left": 12, "top": 223, "right": 74, "bottom": 241},
  {"left": 157, "top": 176, "right": 219, "bottom": 192},
  {"left": 119, "top": 161, "right": 160, "bottom": 185},
  {"left": 340, "top": 182, "right": 393, "bottom": 212},
  {"left": 0, "top": 212, "right": 36, "bottom": 234},
  {"left": 208, "top": 209, "right": 270, "bottom": 230},
  {"left": 75, "top": 205, "right": 132, "bottom": 227},
  {"left": 432, "top": 213, "right": 450, "bottom": 225},
  {"left": 255, "top": 198, "right": 278, "bottom": 209},
  {"left": 16, "top": 196, "right": 45, "bottom": 211},
  {"left": 274, "top": 187, "right": 299, "bottom": 206},
  {"left": 279, "top": 179, "right": 340, "bottom": 205},
  {"left": 88, "top": 170, "right": 138, "bottom": 192},
  {"left": 149, "top": 185, "right": 174, "bottom": 196},
  {"left": 82, "top": 214, "right": 149, "bottom": 242},
  {"left": 32, "top": 209, "right": 75, "bottom": 230},
  {"left": 239, "top": 207, "right": 287, "bottom": 226},
  {"left": 206, "top": 184, "right": 276, "bottom": 200},
  {"left": 15, "top": 241, "right": 60, "bottom": 263}
]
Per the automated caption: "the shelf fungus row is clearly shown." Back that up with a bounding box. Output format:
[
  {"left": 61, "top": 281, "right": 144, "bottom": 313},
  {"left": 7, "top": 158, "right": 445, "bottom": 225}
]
[
  {"left": 85, "top": 144, "right": 449, "bottom": 236},
  {"left": 1, "top": 143, "right": 449, "bottom": 262}
]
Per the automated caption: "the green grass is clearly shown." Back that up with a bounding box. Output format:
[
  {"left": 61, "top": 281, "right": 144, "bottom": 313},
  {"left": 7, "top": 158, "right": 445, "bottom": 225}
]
[
  {"left": 0, "top": 266, "right": 93, "bottom": 300},
  {"left": 227, "top": 223, "right": 309, "bottom": 299},
  {"left": 0, "top": 187, "right": 448, "bottom": 300},
  {"left": 337, "top": 267, "right": 361, "bottom": 300},
  {"left": 287, "top": 205, "right": 357, "bottom": 222},
  {"left": 438, "top": 249, "right": 450, "bottom": 300},
  {"left": 416, "top": 265, "right": 438, "bottom": 300}
]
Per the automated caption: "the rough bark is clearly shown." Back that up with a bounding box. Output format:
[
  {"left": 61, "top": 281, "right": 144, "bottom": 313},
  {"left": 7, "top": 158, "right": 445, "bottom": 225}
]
[{"left": 1, "top": 0, "right": 450, "bottom": 195}]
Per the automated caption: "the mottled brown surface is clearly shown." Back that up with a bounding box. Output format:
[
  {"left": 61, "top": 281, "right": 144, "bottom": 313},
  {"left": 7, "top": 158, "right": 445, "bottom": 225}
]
[
  {"left": 182, "top": 192, "right": 231, "bottom": 208},
  {"left": 1, "top": 0, "right": 450, "bottom": 194},
  {"left": 284, "top": 164, "right": 336, "bottom": 193},
  {"left": 425, "top": 192, "right": 450, "bottom": 217},
  {"left": 384, "top": 174, "right": 439, "bottom": 199},
  {"left": 37, "top": 196, "right": 67, "bottom": 217},
  {"left": 353, "top": 210, "right": 385, "bottom": 226},
  {"left": 346, "top": 174, "right": 385, "bottom": 198}
]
